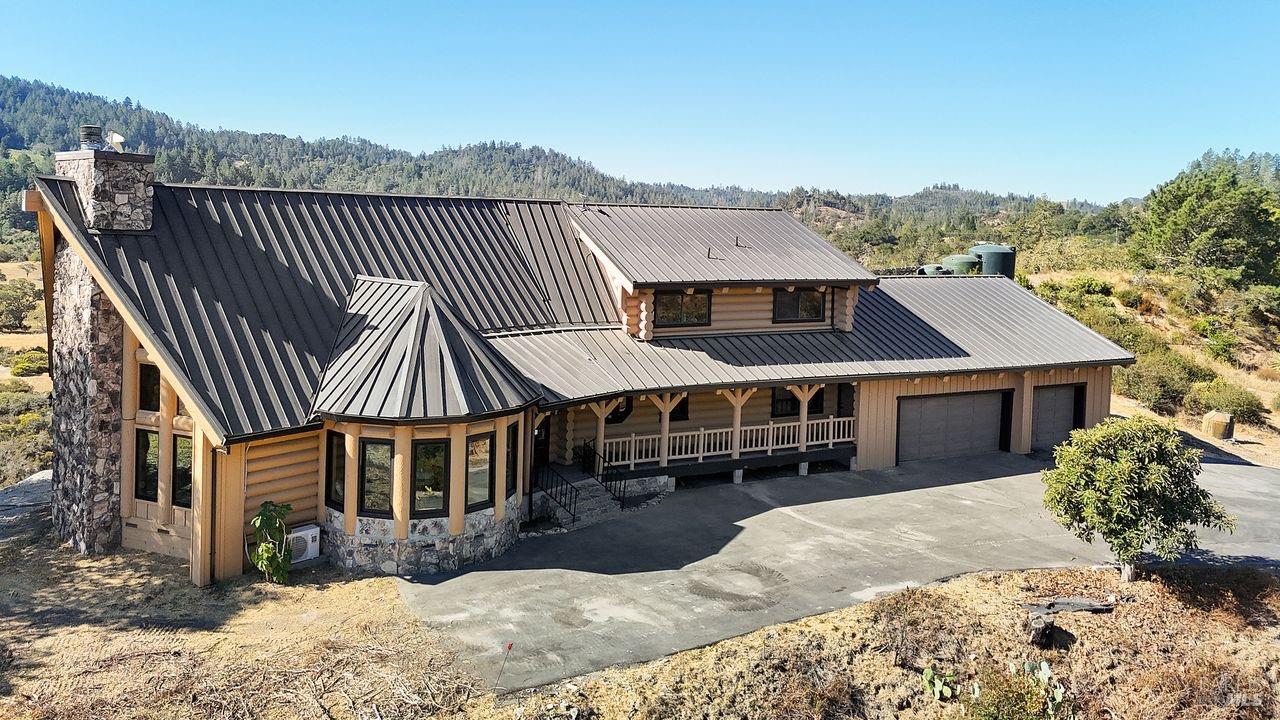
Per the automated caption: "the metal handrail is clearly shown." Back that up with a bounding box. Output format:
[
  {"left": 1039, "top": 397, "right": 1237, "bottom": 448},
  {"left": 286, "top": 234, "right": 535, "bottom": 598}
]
[
  {"left": 533, "top": 464, "right": 579, "bottom": 525},
  {"left": 579, "top": 441, "right": 629, "bottom": 508}
]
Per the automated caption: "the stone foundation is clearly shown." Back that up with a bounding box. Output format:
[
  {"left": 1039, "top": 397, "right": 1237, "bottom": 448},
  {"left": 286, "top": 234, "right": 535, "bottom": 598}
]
[
  {"left": 627, "top": 474, "right": 675, "bottom": 496},
  {"left": 50, "top": 235, "right": 124, "bottom": 553},
  {"left": 322, "top": 494, "right": 521, "bottom": 575}
]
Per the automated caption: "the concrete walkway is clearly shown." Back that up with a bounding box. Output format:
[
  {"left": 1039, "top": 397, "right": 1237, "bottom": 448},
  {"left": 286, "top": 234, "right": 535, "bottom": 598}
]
[{"left": 398, "top": 454, "right": 1280, "bottom": 691}]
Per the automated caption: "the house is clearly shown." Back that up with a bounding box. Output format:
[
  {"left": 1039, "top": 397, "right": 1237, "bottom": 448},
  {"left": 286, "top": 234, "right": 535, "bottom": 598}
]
[{"left": 25, "top": 127, "right": 1133, "bottom": 586}]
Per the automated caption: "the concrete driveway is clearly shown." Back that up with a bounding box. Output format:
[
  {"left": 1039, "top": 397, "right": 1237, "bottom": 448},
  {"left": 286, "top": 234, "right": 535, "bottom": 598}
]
[{"left": 398, "top": 454, "right": 1280, "bottom": 691}]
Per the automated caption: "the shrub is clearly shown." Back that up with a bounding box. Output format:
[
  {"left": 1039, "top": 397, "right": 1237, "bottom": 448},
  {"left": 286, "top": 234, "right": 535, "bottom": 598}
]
[
  {"left": 1114, "top": 351, "right": 1215, "bottom": 414},
  {"left": 1066, "top": 275, "right": 1113, "bottom": 296},
  {"left": 9, "top": 349, "right": 48, "bottom": 377},
  {"left": 0, "top": 391, "right": 49, "bottom": 416},
  {"left": 0, "top": 378, "right": 33, "bottom": 393},
  {"left": 1185, "top": 379, "right": 1267, "bottom": 425},
  {"left": 1114, "top": 286, "right": 1143, "bottom": 308},
  {"left": 1074, "top": 306, "right": 1167, "bottom": 355},
  {"left": 0, "top": 409, "right": 51, "bottom": 488},
  {"left": 967, "top": 662, "right": 1071, "bottom": 720},
  {"left": 1043, "top": 416, "right": 1235, "bottom": 581},
  {"left": 249, "top": 500, "right": 294, "bottom": 583}
]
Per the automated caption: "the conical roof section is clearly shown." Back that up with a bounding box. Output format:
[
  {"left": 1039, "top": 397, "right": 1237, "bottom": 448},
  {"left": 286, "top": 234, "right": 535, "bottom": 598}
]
[{"left": 311, "top": 276, "right": 543, "bottom": 422}]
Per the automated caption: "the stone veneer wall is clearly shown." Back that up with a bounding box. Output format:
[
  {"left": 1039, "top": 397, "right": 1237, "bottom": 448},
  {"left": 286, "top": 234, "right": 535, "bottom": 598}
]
[
  {"left": 323, "top": 493, "right": 522, "bottom": 575},
  {"left": 53, "top": 151, "right": 155, "bottom": 231},
  {"left": 50, "top": 234, "right": 124, "bottom": 552}
]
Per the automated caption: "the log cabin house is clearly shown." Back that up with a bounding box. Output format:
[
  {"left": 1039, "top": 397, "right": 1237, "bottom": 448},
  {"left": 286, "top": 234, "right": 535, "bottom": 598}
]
[{"left": 25, "top": 128, "right": 1133, "bottom": 585}]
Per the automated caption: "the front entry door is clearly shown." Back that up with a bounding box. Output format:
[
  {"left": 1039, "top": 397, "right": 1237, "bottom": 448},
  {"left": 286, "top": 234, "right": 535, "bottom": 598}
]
[{"left": 532, "top": 416, "right": 550, "bottom": 469}]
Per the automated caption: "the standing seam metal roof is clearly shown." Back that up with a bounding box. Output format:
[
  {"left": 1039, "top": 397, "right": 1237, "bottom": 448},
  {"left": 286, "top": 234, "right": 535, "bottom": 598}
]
[
  {"left": 487, "top": 276, "right": 1134, "bottom": 404},
  {"left": 38, "top": 178, "right": 616, "bottom": 439},
  {"left": 310, "top": 276, "right": 542, "bottom": 421},
  {"left": 569, "top": 203, "right": 878, "bottom": 284}
]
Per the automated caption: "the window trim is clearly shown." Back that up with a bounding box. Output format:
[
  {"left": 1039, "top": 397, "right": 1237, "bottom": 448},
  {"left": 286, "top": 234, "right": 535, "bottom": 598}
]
[
  {"left": 772, "top": 287, "right": 827, "bottom": 324},
  {"left": 770, "top": 386, "right": 825, "bottom": 418},
  {"left": 134, "top": 428, "right": 160, "bottom": 503},
  {"left": 653, "top": 289, "right": 713, "bottom": 328},
  {"left": 465, "top": 431, "right": 496, "bottom": 511},
  {"left": 410, "top": 438, "right": 450, "bottom": 519},
  {"left": 324, "top": 430, "right": 346, "bottom": 511},
  {"left": 357, "top": 438, "right": 394, "bottom": 518},
  {"left": 172, "top": 433, "right": 193, "bottom": 509}
]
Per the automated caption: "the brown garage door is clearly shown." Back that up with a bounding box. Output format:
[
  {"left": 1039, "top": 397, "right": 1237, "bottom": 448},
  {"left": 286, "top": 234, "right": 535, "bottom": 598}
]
[
  {"left": 1031, "top": 384, "right": 1084, "bottom": 451},
  {"left": 897, "top": 391, "right": 1009, "bottom": 463}
]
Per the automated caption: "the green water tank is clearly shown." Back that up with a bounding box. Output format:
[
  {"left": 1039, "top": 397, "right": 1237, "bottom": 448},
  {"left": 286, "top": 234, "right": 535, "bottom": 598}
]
[
  {"left": 967, "top": 244, "right": 1017, "bottom": 279},
  {"left": 917, "top": 264, "right": 952, "bottom": 276},
  {"left": 941, "top": 254, "right": 982, "bottom": 275}
]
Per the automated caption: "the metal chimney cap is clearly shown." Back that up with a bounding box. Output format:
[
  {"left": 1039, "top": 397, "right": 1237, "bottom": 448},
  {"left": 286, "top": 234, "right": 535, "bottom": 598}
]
[{"left": 78, "top": 124, "right": 104, "bottom": 150}]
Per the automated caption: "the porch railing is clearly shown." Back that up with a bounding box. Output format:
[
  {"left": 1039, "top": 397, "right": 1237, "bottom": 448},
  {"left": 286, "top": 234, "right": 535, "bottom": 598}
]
[
  {"left": 532, "top": 464, "right": 580, "bottom": 525},
  {"left": 602, "top": 415, "right": 855, "bottom": 469}
]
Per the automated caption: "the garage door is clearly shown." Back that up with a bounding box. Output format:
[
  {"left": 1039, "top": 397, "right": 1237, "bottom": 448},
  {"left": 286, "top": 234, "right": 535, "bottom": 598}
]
[
  {"left": 1031, "top": 385, "right": 1082, "bottom": 451},
  {"left": 897, "top": 392, "right": 1007, "bottom": 463}
]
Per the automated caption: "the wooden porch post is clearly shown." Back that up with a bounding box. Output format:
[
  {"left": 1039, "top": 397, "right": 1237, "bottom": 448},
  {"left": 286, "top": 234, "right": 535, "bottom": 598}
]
[
  {"left": 717, "top": 387, "right": 758, "bottom": 460},
  {"left": 188, "top": 428, "right": 214, "bottom": 586},
  {"left": 392, "top": 425, "right": 412, "bottom": 540},
  {"left": 648, "top": 392, "right": 686, "bottom": 468},
  {"left": 587, "top": 398, "right": 623, "bottom": 472},
  {"left": 447, "top": 423, "right": 467, "bottom": 535},
  {"left": 788, "top": 384, "right": 824, "bottom": 475},
  {"left": 493, "top": 416, "right": 509, "bottom": 521}
]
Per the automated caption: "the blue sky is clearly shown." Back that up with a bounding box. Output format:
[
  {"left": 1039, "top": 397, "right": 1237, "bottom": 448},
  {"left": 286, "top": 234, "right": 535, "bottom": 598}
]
[{"left": 3, "top": 1, "right": 1277, "bottom": 202}]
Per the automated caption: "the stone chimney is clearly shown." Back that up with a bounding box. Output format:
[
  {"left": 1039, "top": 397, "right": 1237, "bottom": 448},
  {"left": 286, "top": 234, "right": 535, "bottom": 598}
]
[{"left": 53, "top": 125, "right": 155, "bottom": 232}]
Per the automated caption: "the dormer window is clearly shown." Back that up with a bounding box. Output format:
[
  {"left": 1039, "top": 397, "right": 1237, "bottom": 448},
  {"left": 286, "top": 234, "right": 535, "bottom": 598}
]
[
  {"left": 773, "top": 288, "right": 825, "bottom": 323},
  {"left": 654, "top": 290, "right": 711, "bottom": 327}
]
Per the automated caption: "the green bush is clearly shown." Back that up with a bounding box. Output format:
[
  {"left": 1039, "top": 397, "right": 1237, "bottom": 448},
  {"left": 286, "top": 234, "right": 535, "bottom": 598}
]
[
  {"left": 9, "top": 349, "right": 48, "bottom": 377},
  {"left": 0, "top": 391, "right": 49, "bottom": 416},
  {"left": 1113, "top": 286, "right": 1143, "bottom": 308},
  {"left": 1074, "top": 306, "right": 1167, "bottom": 355},
  {"left": 1066, "top": 275, "right": 1113, "bottom": 296},
  {"left": 1043, "top": 416, "right": 1234, "bottom": 580},
  {"left": 1114, "top": 350, "right": 1216, "bottom": 415},
  {"left": 0, "top": 378, "right": 33, "bottom": 393},
  {"left": 966, "top": 663, "right": 1067, "bottom": 720},
  {"left": 0, "top": 279, "right": 41, "bottom": 331},
  {"left": 1185, "top": 378, "right": 1266, "bottom": 425},
  {"left": 0, "top": 409, "right": 51, "bottom": 488}
]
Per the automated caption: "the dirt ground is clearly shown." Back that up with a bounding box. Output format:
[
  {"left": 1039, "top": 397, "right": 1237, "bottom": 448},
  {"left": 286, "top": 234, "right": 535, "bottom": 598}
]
[
  {"left": 0, "top": 509, "right": 482, "bottom": 720},
  {"left": 482, "top": 566, "right": 1280, "bottom": 720}
]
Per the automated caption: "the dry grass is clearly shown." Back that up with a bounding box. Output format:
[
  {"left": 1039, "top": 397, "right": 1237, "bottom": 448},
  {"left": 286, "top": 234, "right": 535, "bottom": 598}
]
[
  {"left": 0, "top": 511, "right": 483, "bottom": 720},
  {"left": 0, "top": 262, "right": 40, "bottom": 282},
  {"left": 482, "top": 567, "right": 1280, "bottom": 720}
]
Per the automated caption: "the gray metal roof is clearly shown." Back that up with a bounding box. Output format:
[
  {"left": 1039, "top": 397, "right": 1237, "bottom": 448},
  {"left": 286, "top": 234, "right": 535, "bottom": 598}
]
[
  {"left": 38, "top": 178, "right": 616, "bottom": 440},
  {"left": 311, "top": 276, "right": 541, "bottom": 422},
  {"left": 489, "top": 276, "right": 1134, "bottom": 405},
  {"left": 568, "top": 203, "right": 878, "bottom": 285}
]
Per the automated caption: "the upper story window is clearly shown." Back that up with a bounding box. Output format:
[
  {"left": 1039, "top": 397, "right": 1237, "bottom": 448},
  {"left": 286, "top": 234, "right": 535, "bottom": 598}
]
[
  {"left": 771, "top": 387, "right": 825, "bottom": 418},
  {"left": 325, "top": 431, "right": 345, "bottom": 509},
  {"left": 773, "top": 288, "right": 826, "bottom": 323},
  {"left": 654, "top": 290, "right": 711, "bottom": 327},
  {"left": 605, "top": 397, "right": 633, "bottom": 424},
  {"left": 466, "top": 433, "right": 495, "bottom": 510},
  {"left": 412, "top": 439, "right": 448, "bottom": 517},
  {"left": 139, "top": 364, "right": 161, "bottom": 412},
  {"left": 358, "top": 439, "right": 393, "bottom": 517}
]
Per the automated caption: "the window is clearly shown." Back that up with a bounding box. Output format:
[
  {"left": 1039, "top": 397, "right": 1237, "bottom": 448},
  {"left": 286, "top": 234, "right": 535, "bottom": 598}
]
[
  {"left": 773, "top": 287, "right": 826, "bottom": 323},
  {"left": 325, "top": 431, "right": 345, "bottom": 509},
  {"left": 506, "top": 423, "right": 519, "bottom": 497},
  {"left": 771, "top": 387, "right": 825, "bottom": 418},
  {"left": 670, "top": 396, "right": 689, "bottom": 422},
  {"left": 172, "top": 435, "right": 193, "bottom": 509},
  {"left": 654, "top": 290, "right": 711, "bottom": 327},
  {"left": 358, "top": 439, "right": 393, "bottom": 517},
  {"left": 466, "top": 433, "right": 494, "bottom": 510},
  {"left": 134, "top": 429, "right": 159, "bottom": 502},
  {"left": 604, "top": 396, "right": 633, "bottom": 424},
  {"left": 411, "top": 440, "right": 448, "bottom": 516},
  {"left": 139, "top": 364, "right": 161, "bottom": 412}
]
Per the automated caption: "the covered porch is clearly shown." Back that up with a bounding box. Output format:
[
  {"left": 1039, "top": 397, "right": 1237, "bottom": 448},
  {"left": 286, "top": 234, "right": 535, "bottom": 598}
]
[{"left": 541, "top": 383, "right": 857, "bottom": 479}]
